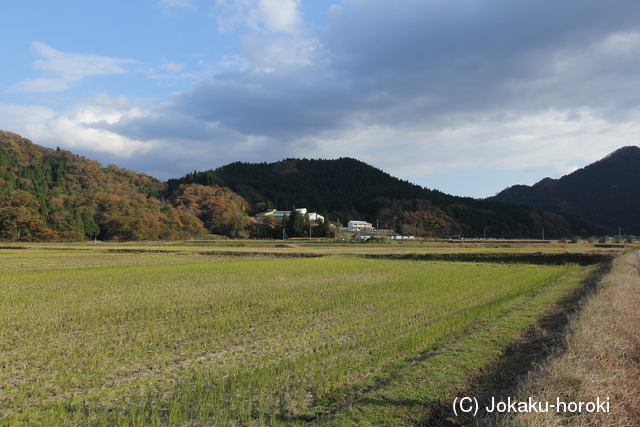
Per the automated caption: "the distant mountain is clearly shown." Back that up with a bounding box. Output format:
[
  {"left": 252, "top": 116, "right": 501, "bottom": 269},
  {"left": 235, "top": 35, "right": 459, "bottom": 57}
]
[
  {"left": 1, "top": 129, "right": 610, "bottom": 241},
  {"left": 168, "top": 157, "right": 601, "bottom": 239},
  {"left": 169, "top": 157, "right": 452, "bottom": 216},
  {"left": 489, "top": 146, "right": 640, "bottom": 235}
]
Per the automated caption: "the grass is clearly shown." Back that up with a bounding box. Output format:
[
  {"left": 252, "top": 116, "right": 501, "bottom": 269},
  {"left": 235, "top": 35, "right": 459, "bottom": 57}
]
[
  {"left": 496, "top": 251, "right": 640, "bottom": 427},
  {"left": 0, "top": 244, "right": 605, "bottom": 426}
]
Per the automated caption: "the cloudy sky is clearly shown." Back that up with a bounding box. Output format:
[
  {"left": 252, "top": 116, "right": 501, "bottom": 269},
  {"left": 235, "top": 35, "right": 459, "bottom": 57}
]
[{"left": 2, "top": 0, "right": 639, "bottom": 197}]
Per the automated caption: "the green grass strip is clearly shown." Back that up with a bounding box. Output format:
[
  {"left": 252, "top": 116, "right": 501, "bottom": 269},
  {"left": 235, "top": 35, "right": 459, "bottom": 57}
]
[{"left": 312, "top": 265, "right": 594, "bottom": 426}]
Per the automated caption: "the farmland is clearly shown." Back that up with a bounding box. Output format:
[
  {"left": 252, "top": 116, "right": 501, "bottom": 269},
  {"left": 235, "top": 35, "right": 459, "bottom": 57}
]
[{"left": 0, "top": 241, "right": 618, "bottom": 426}]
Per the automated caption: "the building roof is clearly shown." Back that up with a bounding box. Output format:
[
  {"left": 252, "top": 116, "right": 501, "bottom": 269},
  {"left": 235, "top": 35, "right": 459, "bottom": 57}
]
[{"left": 255, "top": 208, "right": 317, "bottom": 219}]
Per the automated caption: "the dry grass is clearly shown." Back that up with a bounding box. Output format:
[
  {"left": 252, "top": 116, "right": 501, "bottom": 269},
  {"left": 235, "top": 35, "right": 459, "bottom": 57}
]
[{"left": 505, "top": 251, "right": 640, "bottom": 426}]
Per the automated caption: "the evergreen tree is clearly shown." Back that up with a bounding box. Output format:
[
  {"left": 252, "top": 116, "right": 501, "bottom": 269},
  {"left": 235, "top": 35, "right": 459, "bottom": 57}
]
[
  {"left": 394, "top": 217, "right": 404, "bottom": 235},
  {"left": 304, "top": 213, "right": 311, "bottom": 237},
  {"left": 81, "top": 208, "right": 100, "bottom": 240},
  {"left": 316, "top": 217, "right": 331, "bottom": 238},
  {"left": 286, "top": 205, "right": 304, "bottom": 237}
]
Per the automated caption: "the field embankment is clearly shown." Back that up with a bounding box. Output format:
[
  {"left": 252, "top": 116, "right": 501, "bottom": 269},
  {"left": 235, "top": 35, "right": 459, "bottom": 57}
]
[{"left": 494, "top": 251, "right": 640, "bottom": 426}]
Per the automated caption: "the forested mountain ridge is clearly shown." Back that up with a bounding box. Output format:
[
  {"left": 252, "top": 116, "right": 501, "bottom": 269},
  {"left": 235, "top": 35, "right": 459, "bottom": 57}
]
[
  {"left": 489, "top": 146, "right": 640, "bottom": 235},
  {"left": 0, "top": 131, "right": 247, "bottom": 241},
  {"left": 1, "top": 130, "right": 609, "bottom": 241},
  {"left": 168, "top": 158, "right": 451, "bottom": 216},
  {"left": 168, "top": 157, "right": 602, "bottom": 239}
]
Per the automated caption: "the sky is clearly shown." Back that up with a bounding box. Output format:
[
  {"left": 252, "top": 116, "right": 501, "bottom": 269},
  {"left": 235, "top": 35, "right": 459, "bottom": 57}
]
[{"left": 1, "top": 0, "right": 639, "bottom": 198}]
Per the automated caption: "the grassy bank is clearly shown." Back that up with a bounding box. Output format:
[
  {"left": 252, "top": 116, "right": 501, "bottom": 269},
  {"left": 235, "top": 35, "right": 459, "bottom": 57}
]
[{"left": 496, "top": 251, "right": 640, "bottom": 426}]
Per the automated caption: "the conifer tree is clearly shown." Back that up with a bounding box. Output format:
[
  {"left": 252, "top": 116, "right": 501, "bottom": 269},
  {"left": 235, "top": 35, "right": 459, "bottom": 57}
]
[
  {"left": 286, "top": 205, "right": 304, "bottom": 237},
  {"left": 316, "top": 217, "right": 331, "bottom": 237}
]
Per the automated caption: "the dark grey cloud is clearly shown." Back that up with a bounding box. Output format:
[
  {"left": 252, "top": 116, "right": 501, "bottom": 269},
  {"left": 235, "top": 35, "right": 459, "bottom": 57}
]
[
  {"left": 171, "top": 71, "right": 357, "bottom": 138},
  {"left": 323, "top": 0, "right": 640, "bottom": 116}
]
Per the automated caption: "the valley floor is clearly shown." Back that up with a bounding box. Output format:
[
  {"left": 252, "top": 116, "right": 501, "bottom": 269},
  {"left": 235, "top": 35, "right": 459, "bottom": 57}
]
[{"left": 0, "top": 240, "right": 632, "bottom": 426}]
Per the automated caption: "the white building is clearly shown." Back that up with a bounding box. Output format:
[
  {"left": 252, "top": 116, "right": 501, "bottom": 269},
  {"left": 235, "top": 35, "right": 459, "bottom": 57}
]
[
  {"left": 347, "top": 220, "right": 373, "bottom": 231},
  {"left": 308, "top": 212, "right": 325, "bottom": 223},
  {"left": 255, "top": 208, "right": 324, "bottom": 224}
]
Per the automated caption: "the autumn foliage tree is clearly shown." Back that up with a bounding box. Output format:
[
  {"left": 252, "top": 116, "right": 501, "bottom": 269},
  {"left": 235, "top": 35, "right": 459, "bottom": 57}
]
[
  {"left": 0, "top": 131, "right": 207, "bottom": 241},
  {"left": 0, "top": 190, "right": 53, "bottom": 240},
  {"left": 169, "top": 183, "right": 248, "bottom": 236}
]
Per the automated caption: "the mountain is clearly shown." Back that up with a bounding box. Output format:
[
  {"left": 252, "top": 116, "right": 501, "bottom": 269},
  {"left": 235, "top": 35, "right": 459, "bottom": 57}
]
[
  {"left": 169, "top": 158, "right": 451, "bottom": 217},
  {"left": 489, "top": 146, "right": 640, "bottom": 235},
  {"left": 168, "top": 158, "right": 600, "bottom": 239},
  {"left": 0, "top": 131, "right": 246, "bottom": 241},
  {"left": 1, "top": 130, "right": 608, "bottom": 241}
]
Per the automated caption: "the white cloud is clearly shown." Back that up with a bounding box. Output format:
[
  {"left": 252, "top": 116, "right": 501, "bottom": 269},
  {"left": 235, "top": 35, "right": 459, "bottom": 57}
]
[
  {"left": 250, "top": 0, "right": 302, "bottom": 35},
  {"left": 8, "top": 42, "right": 139, "bottom": 93},
  {"left": 0, "top": 96, "right": 153, "bottom": 157},
  {"left": 9, "top": 78, "right": 71, "bottom": 93},
  {"left": 595, "top": 32, "right": 640, "bottom": 56},
  {"left": 243, "top": 34, "right": 315, "bottom": 70},
  {"left": 159, "top": 61, "right": 185, "bottom": 72},
  {"left": 216, "top": 0, "right": 302, "bottom": 36},
  {"left": 214, "top": 0, "right": 310, "bottom": 72}
]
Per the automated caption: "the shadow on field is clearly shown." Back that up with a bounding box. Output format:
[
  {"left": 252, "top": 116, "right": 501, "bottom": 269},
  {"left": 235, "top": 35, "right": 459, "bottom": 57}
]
[
  {"left": 420, "top": 259, "right": 614, "bottom": 427},
  {"left": 362, "top": 251, "right": 616, "bottom": 266}
]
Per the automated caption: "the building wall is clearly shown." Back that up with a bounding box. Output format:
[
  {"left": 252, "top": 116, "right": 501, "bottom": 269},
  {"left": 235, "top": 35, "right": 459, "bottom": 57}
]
[{"left": 348, "top": 221, "right": 373, "bottom": 231}]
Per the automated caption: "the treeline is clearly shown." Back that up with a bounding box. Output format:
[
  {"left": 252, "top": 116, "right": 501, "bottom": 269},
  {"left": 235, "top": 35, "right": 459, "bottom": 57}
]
[
  {"left": 0, "top": 131, "right": 248, "bottom": 242},
  {"left": 1, "top": 131, "right": 607, "bottom": 242},
  {"left": 167, "top": 158, "right": 603, "bottom": 239}
]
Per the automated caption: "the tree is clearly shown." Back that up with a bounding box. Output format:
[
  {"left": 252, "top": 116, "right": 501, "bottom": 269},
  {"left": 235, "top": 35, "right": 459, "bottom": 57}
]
[
  {"left": 0, "top": 190, "right": 50, "bottom": 241},
  {"left": 315, "top": 217, "right": 331, "bottom": 238},
  {"left": 81, "top": 208, "right": 100, "bottom": 240},
  {"left": 394, "top": 217, "right": 404, "bottom": 235},
  {"left": 286, "top": 205, "right": 304, "bottom": 237},
  {"left": 170, "top": 183, "right": 248, "bottom": 236},
  {"left": 304, "top": 213, "right": 311, "bottom": 237}
]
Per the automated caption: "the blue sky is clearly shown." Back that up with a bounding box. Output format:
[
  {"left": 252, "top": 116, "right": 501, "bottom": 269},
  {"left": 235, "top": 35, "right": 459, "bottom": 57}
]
[{"left": 2, "top": 0, "right": 640, "bottom": 198}]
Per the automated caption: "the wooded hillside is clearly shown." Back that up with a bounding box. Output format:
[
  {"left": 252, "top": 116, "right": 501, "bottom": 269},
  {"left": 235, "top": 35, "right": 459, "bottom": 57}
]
[
  {"left": 490, "top": 146, "right": 640, "bottom": 235},
  {"left": 168, "top": 158, "right": 603, "bottom": 239},
  {"left": 0, "top": 131, "right": 247, "bottom": 241},
  {"left": 1, "top": 130, "right": 609, "bottom": 241}
]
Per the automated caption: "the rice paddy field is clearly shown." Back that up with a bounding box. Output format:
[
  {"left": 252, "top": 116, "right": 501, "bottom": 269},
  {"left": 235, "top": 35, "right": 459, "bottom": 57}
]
[{"left": 0, "top": 241, "right": 618, "bottom": 426}]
